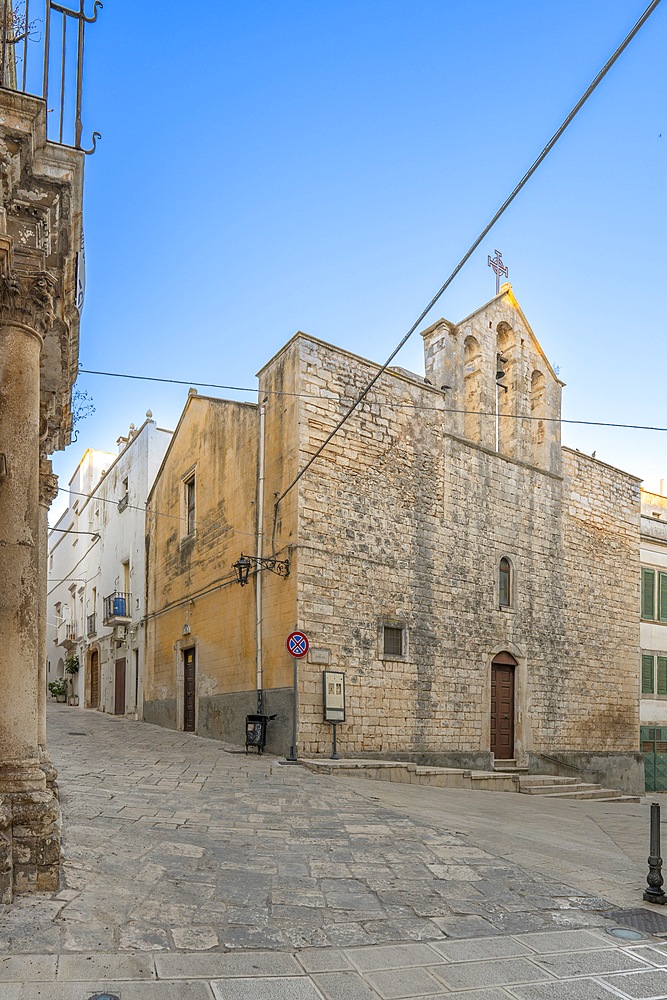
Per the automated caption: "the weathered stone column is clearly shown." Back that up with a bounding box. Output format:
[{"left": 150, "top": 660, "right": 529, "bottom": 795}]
[
  {"left": 38, "top": 460, "right": 59, "bottom": 750},
  {"left": 0, "top": 272, "right": 61, "bottom": 895}
]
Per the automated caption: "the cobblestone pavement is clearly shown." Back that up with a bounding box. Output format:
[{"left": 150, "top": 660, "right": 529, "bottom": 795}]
[{"left": 1, "top": 706, "right": 666, "bottom": 997}]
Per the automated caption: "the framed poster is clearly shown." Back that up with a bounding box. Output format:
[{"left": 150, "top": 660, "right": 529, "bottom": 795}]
[{"left": 323, "top": 670, "right": 345, "bottom": 722}]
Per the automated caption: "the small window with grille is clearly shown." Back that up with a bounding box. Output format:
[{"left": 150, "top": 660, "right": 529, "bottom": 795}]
[{"left": 380, "top": 623, "right": 407, "bottom": 660}]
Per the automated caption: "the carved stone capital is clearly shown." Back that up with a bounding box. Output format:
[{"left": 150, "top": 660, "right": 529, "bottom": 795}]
[
  {"left": 39, "top": 459, "right": 59, "bottom": 509},
  {"left": 0, "top": 270, "right": 56, "bottom": 338}
]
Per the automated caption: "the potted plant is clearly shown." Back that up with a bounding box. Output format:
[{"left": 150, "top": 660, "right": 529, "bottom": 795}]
[
  {"left": 64, "top": 655, "right": 79, "bottom": 706},
  {"left": 48, "top": 678, "right": 68, "bottom": 703}
]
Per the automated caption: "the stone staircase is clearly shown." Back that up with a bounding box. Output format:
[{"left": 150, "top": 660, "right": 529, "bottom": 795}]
[
  {"left": 299, "top": 758, "right": 640, "bottom": 802},
  {"left": 517, "top": 773, "right": 640, "bottom": 803},
  {"left": 300, "top": 759, "right": 519, "bottom": 792},
  {"left": 491, "top": 759, "right": 640, "bottom": 802}
]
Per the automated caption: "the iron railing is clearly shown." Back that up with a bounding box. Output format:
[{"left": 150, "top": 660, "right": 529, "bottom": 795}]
[
  {"left": 103, "top": 591, "right": 131, "bottom": 624},
  {"left": 0, "top": 0, "right": 101, "bottom": 151}
]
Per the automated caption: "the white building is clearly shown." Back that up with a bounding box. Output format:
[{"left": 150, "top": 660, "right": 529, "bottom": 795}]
[
  {"left": 641, "top": 487, "right": 667, "bottom": 721},
  {"left": 640, "top": 486, "right": 667, "bottom": 791},
  {"left": 47, "top": 414, "right": 172, "bottom": 716}
]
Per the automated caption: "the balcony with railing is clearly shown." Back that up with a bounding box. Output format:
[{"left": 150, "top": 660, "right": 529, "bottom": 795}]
[
  {"left": 103, "top": 592, "right": 131, "bottom": 626},
  {"left": 56, "top": 619, "right": 77, "bottom": 650},
  {"left": 1, "top": 0, "right": 102, "bottom": 152},
  {"left": 86, "top": 612, "right": 96, "bottom": 637}
]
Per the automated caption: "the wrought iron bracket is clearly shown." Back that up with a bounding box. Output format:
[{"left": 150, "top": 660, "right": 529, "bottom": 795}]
[
  {"left": 233, "top": 553, "right": 290, "bottom": 586},
  {"left": 82, "top": 130, "right": 101, "bottom": 155},
  {"left": 51, "top": 1, "right": 103, "bottom": 24}
]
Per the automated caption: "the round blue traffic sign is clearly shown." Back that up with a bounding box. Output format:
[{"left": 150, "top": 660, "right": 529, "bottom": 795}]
[{"left": 286, "top": 631, "right": 309, "bottom": 658}]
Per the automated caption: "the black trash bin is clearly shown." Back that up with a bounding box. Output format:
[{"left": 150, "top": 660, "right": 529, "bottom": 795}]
[{"left": 245, "top": 714, "right": 271, "bottom": 754}]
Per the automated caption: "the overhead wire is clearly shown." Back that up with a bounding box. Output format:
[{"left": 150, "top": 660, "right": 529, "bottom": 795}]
[
  {"left": 271, "top": 0, "right": 663, "bottom": 517},
  {"left": 60, "top": 3, "right": 663, "bottom": 587},
  {"left": 77, "top": 367, "right": 667, "bottom": 433},
  {"left": 55, "top": 487, "right": 257, "bottom": 539}
]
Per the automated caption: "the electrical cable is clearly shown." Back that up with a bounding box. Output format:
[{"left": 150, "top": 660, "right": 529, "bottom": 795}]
[
  {"left": 271, "top": 0, "right": 662, "bottom": 517},
  {"left": 78, "top": 368, "right": 316, "bottom": 400},
  {"left": 47, "top": 536, "right": 100, "bottom": 596},
  {"left": 49, "top": 525, "right": 100, "bottom": 536},
  {"left": 55, "top": 487, "right": 257, "bottom": 539},
  {"left": 77, "top": 368, "right": 667, "bottom": 433}
]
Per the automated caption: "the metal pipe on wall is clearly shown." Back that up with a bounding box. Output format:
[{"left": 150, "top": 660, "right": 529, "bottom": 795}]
[{"left": 255, "top": 403, "right": 265, "bottom": 712}]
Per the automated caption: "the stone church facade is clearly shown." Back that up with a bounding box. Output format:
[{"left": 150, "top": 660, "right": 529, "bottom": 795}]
[{"left": 143, "top": 286, "right": 642, "bottom": 793}]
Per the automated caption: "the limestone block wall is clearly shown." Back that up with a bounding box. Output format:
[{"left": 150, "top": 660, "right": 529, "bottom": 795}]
[
  {"left": 552, "top": 449, "right": 640, "bottom": 750},
  {"left": 286, "top": 335, "right": 640, "bottom": 762}
]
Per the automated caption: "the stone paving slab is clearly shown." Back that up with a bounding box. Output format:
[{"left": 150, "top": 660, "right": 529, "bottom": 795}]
[
  {"left": 431, "top": 937, "right": 534, "bottom": 962},
  {"left": 18, "top": 983, "right": 214, "bottom": 999},
  {"left": 344, "top": 943, "right": 447, "bottom": 973},
  {"left": 599, "top": 968, "right": 667, "bottom": 997},
  {"left": 518, "top": 932, "right": 614, "bottom": 954},
  {"left": 154, "top": 950, "right": 303, "bottom": 979},
  {"left": 56, "top": 952, "right": 156, "bottom": 980},
  {"left": 210, "top": 977, "right": 322, "bottom": 1000},
  {"left": 432, "top": 956, "right": 553, "bottom": 991},
  {"left": 311, "top": 970, "right": 383, "bottom": 999},
  {"left": 529, "top": 950, "right": 650, "bottom": 978},
  {"left": 364, "top": 965, "right": 447, "bottom": 998},
  {"left": 508, "top": 981, "right": 621, "bottom": 999},
  {"left": 0, "top": 957, "right": 57, "bottom": 982}
]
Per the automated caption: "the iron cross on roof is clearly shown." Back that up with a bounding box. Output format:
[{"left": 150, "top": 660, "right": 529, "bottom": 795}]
[{"left": 487, "top": 249, "right": 508, "bottom": 295}]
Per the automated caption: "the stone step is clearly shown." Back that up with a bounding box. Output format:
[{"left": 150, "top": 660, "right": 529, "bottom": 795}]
[
  {"left": 536, "top": 788, "right": 638, "bottom": 801},
  {"left": 521, "top": 782, "right": 600, "bottom": 795},
  {"left": 519, "top": 775, "right": 582, "bottom": 787},
  {"left": 592, "top": 796, "right": 641, "bottom": 803},
  {"left": 300, "top": 759, "right": 519, "bottom": 792}
]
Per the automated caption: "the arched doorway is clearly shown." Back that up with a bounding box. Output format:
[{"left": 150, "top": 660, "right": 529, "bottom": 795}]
[
  {"left": 90, "top": 649, "right": 100, "bottom": 709},
  {"left": 491, "top": 652, "right": 517, "bottom": 760}
]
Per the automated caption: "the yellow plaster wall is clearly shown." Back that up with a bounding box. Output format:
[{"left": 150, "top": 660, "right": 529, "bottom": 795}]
[{"left": 144, "top": 396, "right": 260, "bottom": 716}]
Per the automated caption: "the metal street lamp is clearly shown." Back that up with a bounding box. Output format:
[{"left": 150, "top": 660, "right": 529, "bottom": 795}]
[{"left": 233, "top": 555, "right": 252, "bottom": 586}]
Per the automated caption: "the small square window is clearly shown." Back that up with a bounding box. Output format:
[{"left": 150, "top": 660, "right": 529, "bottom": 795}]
[{"left": 383, "top": 626, "right": 403, "bottom": 657}]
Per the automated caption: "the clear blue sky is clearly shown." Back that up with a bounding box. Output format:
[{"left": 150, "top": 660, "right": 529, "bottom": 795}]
[{"left": 51, "top": 0, "right": 666, "bottom": 516}]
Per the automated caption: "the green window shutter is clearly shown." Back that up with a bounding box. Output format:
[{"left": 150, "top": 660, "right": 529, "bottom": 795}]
[
  {"left": 643, "top": 569, "right": 656, "bottom": 620},
  {"left": 659, "top": 574, "right": 667, "bottom": 623},
  {"left": 643, "top": 654, "right": 655, "bottom": 694},
  {"left": 658, "top": 658, "right": 667, "bottom": 696}
]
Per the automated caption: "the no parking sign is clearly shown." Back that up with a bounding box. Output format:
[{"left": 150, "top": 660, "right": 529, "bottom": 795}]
[{"left": 286, "top": 631, "right": 309, "bottom": 658}]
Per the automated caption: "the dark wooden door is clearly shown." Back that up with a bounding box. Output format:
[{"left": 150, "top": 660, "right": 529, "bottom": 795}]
[
  {"left": 184, "top": 649, "right": 196, "bottom": 732},
  {"left": 90, "top": 651, "right": 99, "bottom": 708},
  {"left": 114, "top": 657, "right": 126, "bottom": 715},
  {"left": 491, "top": 656, "right": 515, "bottom": 759}
]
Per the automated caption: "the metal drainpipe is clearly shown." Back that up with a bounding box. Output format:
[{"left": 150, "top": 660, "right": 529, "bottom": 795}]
[{"left": 256, "top": 404, "right": 265, "bottom": 713}]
